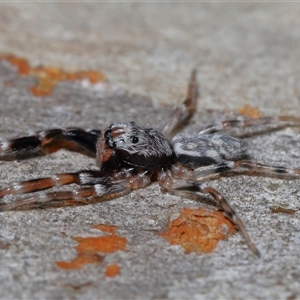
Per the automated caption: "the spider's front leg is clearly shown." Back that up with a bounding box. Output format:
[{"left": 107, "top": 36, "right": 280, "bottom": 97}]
[
  {"left": 161, "top": 69, "right": 198, "bottom": 138},
  {"left": 0, "top": 128, "right": 102, "bottom": 160},
  {"left": 0, "top": 168, "right": 134, "bottom": 198},
  {"left": 0, "top": 169, "right": 151, "bottom": 211},
  {"left": 158, "top": 168, "right": 260, "bottom": 257}
]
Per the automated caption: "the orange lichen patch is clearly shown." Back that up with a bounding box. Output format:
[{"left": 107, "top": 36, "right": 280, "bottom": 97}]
[
  {"left": 0, "top": 54, "right": 106, "bottom": 97},
  {"left": 272, "top": 207, "right": 296, "bottom": 215},
  {"left": 105, "top": 264, "right": 121, "bottom": 278},
  {"left": 0, "top": 54, "right": 30, "bottom": 75},
  {"left": 64, "top": 70, "right": 105, "bottom": 84},
  {"left": 56, "top": 225, "right": 127, "bottom": 270},
  {"left": 92, "top": 224, "right": 118, "bottom": 235},
  {"left": 159, "top": 208, "right": 236, "bottom": 254},
  {"left": 238, "top": 104, "right": 263, "bottom": 119},
  {"left": 74, "top": 235, "right": 126, "bottom": 254},
  {"left": 56, "top": 252, "right": 104, "bottom": 270}
]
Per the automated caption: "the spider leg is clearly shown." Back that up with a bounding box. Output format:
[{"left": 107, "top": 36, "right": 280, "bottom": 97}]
[
  {"left": 193, "top": 160, "right": 300, "bottom": 180},
  {"left": 172, "top": 162, "right": 233, "bottom": 181},
  {"left": 0, "top": 187, "right": 100, "bottom": 211},
  {"left": 231, "top": 160, "right": 300, "bottom": 178},
  {"left": 198, "top": 116, "right": 300, "bottom": 135},
  {"left": 0, "top": 128, "right": 102, "bottom": 160},
  {"left": 0, "top": 170, "right": 150, "bottom": 211},
  {"left": 161, "top": 69, "right": 198, "bottom": 138},
  {"left": 0, "top": 168, "right": 134, "bottom": 198},
  {"left": 192, "top": 184, "right": 260, "bottom": 257},
  {"left": 158, "top": 168, "right": 260, "bottom": 257}
]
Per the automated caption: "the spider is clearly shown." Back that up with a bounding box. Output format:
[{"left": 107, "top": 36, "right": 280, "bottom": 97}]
[{"left": 0, "top": 70, "right": 299, "bottom": 257}]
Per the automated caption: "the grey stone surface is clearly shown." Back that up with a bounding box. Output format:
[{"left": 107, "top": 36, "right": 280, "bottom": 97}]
[{"left": 0, "top": 3, "right": 300, "bottom": 299}]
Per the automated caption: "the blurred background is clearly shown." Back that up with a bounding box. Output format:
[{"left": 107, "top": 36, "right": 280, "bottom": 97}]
[{"left": 1, "top": 3, "right": 300, "bottom": 112}]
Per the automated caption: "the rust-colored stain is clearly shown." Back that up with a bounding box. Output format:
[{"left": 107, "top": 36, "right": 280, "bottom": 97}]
[
  {"left": 272, "top": 207, "right": 296, "bottom": 215},
  {"left": 56, "top": 225, "right": 126, "bottom": 270},
  {"left": 159, "top": 208, "right": 236, "bottom": 253},
  {"left": 105, "top": 264, "right": 121, "bottom": 278},
  {"left": 0, "top": 54, "right": 106, "bottom": 97},
  {"left": 238, "top": 104, "right": 263, "bottom": 119}
]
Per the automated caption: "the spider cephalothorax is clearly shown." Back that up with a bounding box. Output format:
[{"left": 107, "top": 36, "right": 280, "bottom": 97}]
[
  {"left": 97, "top": 122, "right": 175, "bottom": 170},
  {"left": 1, "top": 69, "right": 300, "bottom": 257}
]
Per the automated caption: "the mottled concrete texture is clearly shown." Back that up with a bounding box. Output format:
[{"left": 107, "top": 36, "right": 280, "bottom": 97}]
[{"left": 1, "top": 3, "right": 300, "bottom": 299}]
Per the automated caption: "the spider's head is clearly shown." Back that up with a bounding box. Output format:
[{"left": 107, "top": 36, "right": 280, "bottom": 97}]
[{"left": 96, "top": 122, "right": 175, "bottom": 170}]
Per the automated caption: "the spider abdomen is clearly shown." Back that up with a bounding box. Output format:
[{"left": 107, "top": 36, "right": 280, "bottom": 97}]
[{"left": 172, "top": 134, "right": 248, "bottom": 168}]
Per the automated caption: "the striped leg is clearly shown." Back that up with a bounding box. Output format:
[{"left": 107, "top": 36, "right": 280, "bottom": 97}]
[
  {"left": 0, "top": 170, "right": 150, "bottom": 211},
  {"left": 193, "top": 160, "right": 300, "bottom": 180},
  {"left": 161, "top": 69, "right": 198, "bottom": 138},
  {"left": 171, "top": 163, "right": 232, "bottom": 181},
  {"left": 0, "top": 169, "right": 134, "bottom": 198},
  {"left": 158, "top": 169, "right": 260, "bottom": 256},
  {"left": 194, "top": 184, "right": 260, "bottom": 257},
  {"left": 0, "top": 128, "right": 102, "bottom": 159},
  {"left": 198, "top": 116, "right": 300, "bottom": 135}
]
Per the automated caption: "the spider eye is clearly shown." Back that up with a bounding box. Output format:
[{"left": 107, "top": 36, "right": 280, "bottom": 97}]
[{"left": 130, "top": 136, "right": 139, "bottom": 144}]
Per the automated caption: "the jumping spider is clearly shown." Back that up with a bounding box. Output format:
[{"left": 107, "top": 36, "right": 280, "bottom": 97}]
[{"left": 1, "top": 70, "right": 299, "bottom": 257}]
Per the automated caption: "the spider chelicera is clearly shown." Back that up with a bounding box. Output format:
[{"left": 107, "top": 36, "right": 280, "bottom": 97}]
[{"left": 1, "top": 70, "right": 300, "bottom": 257}]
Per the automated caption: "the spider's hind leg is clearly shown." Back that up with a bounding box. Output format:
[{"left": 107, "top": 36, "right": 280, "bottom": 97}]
[
  {"left": 191, "top": 159, "right": 300, "bottom": 181},
  {"left": 0, "top": 128, "right": 102, "bottom": 160},
  {"left": 226, "top": 160, "right": 300, "bottom": 179},
  {"left": 198, "top": 116, "right": 300, "bottom": 135}
]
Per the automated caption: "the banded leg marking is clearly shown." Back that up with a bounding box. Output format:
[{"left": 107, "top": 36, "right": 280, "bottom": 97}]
[
  {"left": 193, "top": 160, "right": 300, "bottom": 180},
  {"left": 0, "top": 173, "right": 80, "bottom": 198},
  {"left": 0, "top": 128, "right": 102, "bottom": 159},
  {"left": 0, "top": 168, "right": 135, "bottom": 198},
  {"left": 171, "top": 162, "right": 234, "bottom": 181},
  {"left": 0, "top": 171, "right": 151, "bottom": 211},
  {"left": 233, "top": 160, "right": 300, "bottom": 177},
  {"left": 0, "top": 187, "right": 105, "bottom": 212},
  {"left": 198, "top": 116, "right": 300, "bottom": 135},
  {"left": 158, "top": 169, "right": 260, "bottom": 257},
  {"left": 198, "top": 185, "right": 260, "bottom": 257},
  {"left": 161, "top": 69, "right": 198, "bottom": 138}
]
